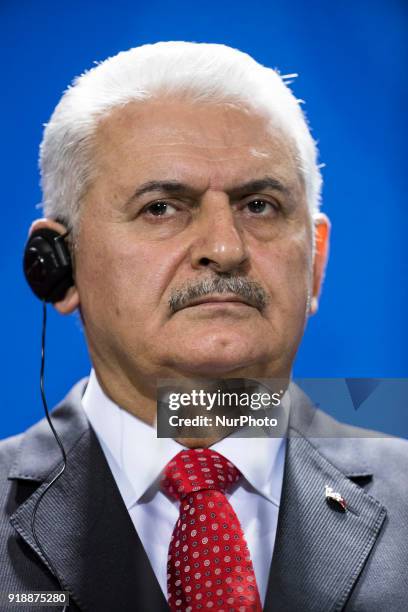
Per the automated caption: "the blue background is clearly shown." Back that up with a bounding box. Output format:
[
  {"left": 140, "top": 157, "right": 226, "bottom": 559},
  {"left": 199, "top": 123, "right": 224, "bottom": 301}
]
[{"left": 1, "top": 0, "right": 407, "bottom": 439}]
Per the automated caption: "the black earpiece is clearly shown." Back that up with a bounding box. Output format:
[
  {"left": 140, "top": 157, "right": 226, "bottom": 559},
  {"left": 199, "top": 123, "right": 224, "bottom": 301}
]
[{"left": 23, "top": 227, "right": 74, "bottom": 303}]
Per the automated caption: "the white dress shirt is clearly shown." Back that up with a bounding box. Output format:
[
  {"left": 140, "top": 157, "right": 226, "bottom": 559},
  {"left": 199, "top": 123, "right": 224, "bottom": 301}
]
[{"left": 81, "top": 369, "right": 286, "bottom": 605}]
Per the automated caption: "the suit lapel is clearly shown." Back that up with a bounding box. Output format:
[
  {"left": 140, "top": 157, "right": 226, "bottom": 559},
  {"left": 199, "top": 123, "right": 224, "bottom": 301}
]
[
  {"left": 8, "top": 380, "right": 169, "bottom": 612},
  {"left": 263, "top": 385, "right": 387, "bottom": 611}
]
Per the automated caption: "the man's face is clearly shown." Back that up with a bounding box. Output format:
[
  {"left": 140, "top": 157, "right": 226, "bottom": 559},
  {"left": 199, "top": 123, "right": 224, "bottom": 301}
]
[{"left": 65, "top": 99, "right": 327, "bottom": 385}]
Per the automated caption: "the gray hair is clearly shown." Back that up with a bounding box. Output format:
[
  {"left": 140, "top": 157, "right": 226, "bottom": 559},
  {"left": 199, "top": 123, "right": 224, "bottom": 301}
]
[{"left": 40, "top": 41, "right": 322, "bottom": 233}]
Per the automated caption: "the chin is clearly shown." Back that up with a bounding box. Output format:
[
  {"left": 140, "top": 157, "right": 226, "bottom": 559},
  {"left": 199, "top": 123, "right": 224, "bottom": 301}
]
[
  {"left": 160, "top": 326, "right": 276, "bottom": 378},
  {"left": 169, "top": 345, "right": 266, "bottom": 378},
  {"left": 186, "top": 361, "right": 247, "bottom": 377}
]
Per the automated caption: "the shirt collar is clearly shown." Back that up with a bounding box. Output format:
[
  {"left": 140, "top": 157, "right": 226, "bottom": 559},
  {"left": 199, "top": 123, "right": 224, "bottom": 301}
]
[
  {"left": 81, "top": 369, "right": 286, "bottom": 510},
  {"left": 212, "top": 432, "right": 285, "bottom": 508}
]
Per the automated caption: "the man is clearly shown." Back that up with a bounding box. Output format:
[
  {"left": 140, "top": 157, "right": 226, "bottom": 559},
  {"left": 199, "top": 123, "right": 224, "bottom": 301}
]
[{"left": 0, "top": 42, "right": 407, "bottom": 611}]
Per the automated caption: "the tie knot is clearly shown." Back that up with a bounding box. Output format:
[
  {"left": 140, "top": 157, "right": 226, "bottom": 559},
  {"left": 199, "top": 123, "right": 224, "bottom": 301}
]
[{"left": 161, "top": 448, "right": 241, "bottom": 501}]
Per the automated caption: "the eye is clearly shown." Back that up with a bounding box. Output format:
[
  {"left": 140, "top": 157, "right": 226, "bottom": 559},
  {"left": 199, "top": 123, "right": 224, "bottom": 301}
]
[
  {"left": 143, "top": 201, "right": 177, "bottom": 217},
  {"left": 245, "top": 199, "right": 278, "bottom": 215}
]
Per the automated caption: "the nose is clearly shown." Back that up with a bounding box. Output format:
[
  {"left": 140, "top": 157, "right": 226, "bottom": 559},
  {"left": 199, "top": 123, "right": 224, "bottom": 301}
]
[{"left": 190, "top": 192, "right": 248, "bottom": 273}]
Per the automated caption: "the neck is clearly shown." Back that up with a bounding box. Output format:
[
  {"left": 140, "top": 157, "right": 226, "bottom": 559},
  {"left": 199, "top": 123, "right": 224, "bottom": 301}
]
[{"left": 91, "top": 360, "right": 290, "bottom": 448}]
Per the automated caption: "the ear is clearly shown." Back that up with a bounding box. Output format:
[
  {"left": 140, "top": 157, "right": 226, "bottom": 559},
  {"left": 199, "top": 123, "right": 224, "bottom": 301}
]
[
  {"left": 28, "top": 218, "right": 80, "bottom": 315},
  {"left": 310, "top": 213, "right": 330, "bottom": 316}
]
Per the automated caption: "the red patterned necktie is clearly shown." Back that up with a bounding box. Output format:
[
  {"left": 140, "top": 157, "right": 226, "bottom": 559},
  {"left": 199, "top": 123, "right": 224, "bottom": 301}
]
[{"left": 161, "top": 448, "right": 262, "bottom": 612}]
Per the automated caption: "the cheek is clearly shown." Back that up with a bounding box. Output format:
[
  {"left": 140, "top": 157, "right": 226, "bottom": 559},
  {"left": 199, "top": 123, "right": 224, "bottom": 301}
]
[
  {"left": 75, "top": 229, "right": 182, "bottom": 324},
  {"left": 254, "top": 234, "right": 313, "bottom": 311},
  {"left": 286, "top": 242, "right": 313, "bottom": 294}
]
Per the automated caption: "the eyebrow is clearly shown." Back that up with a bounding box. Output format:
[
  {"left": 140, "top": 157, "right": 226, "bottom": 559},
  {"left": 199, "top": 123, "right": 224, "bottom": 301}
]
[
  {"left": 130, "top": 176, "right": 289, "bottom": 201},
  {"left": 228, "top": 177, "right": 289, "bottom": 198}
]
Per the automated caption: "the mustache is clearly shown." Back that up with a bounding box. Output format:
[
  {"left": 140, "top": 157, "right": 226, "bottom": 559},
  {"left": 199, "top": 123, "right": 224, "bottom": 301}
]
[{"left": 168, "top": 275, "right": 269, "bottom": 314}]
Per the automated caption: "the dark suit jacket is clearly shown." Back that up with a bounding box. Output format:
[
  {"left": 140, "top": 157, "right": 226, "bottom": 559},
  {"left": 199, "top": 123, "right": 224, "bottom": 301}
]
[{"left": 0, "top": 379, "right": 407, "bottom": 611}]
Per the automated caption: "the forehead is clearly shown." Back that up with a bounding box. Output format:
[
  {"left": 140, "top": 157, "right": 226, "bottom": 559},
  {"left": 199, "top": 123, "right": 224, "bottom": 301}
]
[{"left": 92, "top": 98, "right": 303, "bottom": 194}]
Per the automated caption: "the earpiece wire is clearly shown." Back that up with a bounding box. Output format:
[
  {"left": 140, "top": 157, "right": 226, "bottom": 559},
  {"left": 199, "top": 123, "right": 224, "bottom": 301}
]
[{"left": 30, "top": 300, "right": 69, "bottom": 611}]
